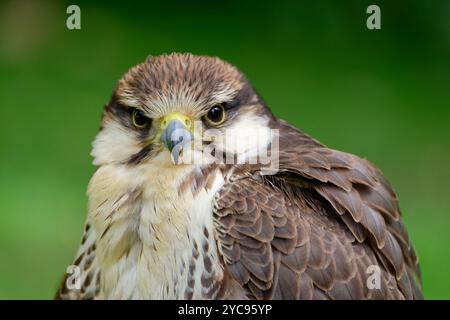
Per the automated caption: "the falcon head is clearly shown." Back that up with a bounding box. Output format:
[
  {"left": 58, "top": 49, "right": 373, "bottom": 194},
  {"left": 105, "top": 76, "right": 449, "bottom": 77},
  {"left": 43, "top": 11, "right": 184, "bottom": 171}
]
[{"left": 92, "top": 53, "right": 276, "bottom": 169}]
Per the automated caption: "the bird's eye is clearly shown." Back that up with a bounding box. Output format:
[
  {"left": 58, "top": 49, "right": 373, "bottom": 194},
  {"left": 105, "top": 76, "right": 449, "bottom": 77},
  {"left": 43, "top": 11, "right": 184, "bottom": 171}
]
[
  {"left": 132, "top": 108, "right": 151, "bottom": 128},
  {"left": 205, "top": 104, "right": 226, "bottom": 125}
]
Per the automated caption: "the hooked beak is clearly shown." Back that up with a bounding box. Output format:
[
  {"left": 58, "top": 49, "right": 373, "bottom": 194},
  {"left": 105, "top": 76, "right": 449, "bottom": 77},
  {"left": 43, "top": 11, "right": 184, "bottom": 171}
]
[{"left": 159, "top": 113, "right": 193, "bottom": 162}]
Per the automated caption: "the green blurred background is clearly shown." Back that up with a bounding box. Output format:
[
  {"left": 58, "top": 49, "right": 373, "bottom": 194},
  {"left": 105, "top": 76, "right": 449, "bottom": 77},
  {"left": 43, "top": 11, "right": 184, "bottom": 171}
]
[{"left": 0, "top": 0, "right": 449, "bottom": 299}]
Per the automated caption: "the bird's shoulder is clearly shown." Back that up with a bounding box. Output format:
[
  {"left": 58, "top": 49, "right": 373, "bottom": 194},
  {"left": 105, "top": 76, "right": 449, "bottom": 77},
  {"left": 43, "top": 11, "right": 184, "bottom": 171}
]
[{"left": 212, "top": 121, "right": 423, "bottom": 299}]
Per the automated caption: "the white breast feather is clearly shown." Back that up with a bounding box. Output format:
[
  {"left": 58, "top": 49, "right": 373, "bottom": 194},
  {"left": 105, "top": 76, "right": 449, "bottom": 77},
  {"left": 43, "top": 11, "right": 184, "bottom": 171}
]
[{"left": 86, "top": 151, "right": 225, "bottom": 299}]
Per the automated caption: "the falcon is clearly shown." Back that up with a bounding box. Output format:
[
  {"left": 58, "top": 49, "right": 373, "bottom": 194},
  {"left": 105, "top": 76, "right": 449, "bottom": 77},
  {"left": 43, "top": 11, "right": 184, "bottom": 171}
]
[{"left": 56, "top": 53, "right": 423, "bottom": 299}]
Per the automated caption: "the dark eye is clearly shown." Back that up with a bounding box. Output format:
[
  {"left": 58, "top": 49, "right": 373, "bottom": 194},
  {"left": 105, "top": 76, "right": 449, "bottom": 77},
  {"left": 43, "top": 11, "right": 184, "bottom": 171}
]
[
  {"left": 132, "top": 108, "right": 151, "bottom": 128},
  {"left": 205, "top": 104, "right": 226, "bottom": 125}
]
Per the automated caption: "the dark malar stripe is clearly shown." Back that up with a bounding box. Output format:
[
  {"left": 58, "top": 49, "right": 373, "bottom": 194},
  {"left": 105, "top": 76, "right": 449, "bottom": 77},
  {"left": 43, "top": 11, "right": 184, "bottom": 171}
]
[{"left": 127, "top": 145, "right": 154, "bottom": 165}]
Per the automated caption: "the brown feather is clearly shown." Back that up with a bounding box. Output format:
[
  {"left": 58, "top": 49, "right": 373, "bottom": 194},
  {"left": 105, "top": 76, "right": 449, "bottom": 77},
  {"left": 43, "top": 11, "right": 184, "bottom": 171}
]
[{"left": 213, "top": 119, "right": 422, "bottom": 300}]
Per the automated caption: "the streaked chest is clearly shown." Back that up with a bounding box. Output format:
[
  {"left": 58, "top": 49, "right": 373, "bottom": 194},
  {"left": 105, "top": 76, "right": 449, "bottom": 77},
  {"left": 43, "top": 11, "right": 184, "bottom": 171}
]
[{"left": 89, "top": 160, "right": 226, "bottom": 299}]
